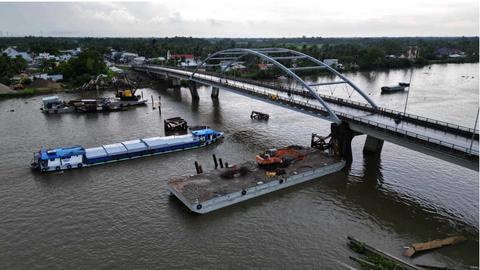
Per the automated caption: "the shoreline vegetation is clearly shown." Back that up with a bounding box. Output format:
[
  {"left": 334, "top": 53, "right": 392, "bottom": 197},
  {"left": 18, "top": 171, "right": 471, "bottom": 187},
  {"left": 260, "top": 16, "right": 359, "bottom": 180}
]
[
  {"left": 0, "top": 36, "right": 477, "bottom": 98},
  {"left": 0, "top": 61, "right": 477, "bottom": 99}
]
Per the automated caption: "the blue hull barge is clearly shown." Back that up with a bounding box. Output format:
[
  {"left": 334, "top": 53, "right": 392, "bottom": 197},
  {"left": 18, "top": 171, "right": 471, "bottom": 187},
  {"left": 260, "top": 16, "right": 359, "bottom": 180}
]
[
  {"left": 168, "top": 147, "right": 345, "bottom": 214},
  {"left": 31, "top": 129, "right": 224, "bottom": 172}
]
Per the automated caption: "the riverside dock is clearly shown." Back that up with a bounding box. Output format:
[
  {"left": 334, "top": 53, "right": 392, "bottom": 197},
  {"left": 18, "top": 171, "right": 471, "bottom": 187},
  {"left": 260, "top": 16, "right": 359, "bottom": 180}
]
[{"left": 168, "top": 148, "right": 345, "bottom": 214}]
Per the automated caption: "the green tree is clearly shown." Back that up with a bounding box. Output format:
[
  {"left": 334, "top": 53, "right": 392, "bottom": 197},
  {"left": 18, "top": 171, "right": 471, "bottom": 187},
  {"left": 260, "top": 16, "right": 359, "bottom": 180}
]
[
  {"left": 56, "top": 49, "right": 107, "bottom": 85},
  {"left": 358, "top": 48, "right": 385, "bottom": 69},
  {"left": 0, "top": 54, "right": 27, "bottom": 85}
]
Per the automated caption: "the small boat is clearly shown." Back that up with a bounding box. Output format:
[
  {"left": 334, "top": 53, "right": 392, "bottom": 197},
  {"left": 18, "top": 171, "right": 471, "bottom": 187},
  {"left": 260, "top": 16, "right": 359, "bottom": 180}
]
[
  {"left": 30, "top": 128, "right": 224, "bottom": 172},
  {"left": 381, "top": 84, "right": 406, "bottom": 93},
  {"left": 398, "top": 82, "right": 410, "bottom": 87}
]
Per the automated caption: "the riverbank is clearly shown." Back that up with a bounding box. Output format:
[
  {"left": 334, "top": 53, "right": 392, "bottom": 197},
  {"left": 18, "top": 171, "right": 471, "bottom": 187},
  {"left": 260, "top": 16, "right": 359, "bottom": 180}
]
[
  {"left": 0, "top": 87, "right": 67, "bottom": 99},
  {"left": 0, "top": 69, "right": 153, "bottom": 99}
]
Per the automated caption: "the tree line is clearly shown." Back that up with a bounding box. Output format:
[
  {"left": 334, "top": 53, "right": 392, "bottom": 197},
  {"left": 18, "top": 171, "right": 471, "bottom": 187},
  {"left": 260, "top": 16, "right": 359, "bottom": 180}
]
[{"left": 0, "top": 36, "right": 477, "bottom": 85}]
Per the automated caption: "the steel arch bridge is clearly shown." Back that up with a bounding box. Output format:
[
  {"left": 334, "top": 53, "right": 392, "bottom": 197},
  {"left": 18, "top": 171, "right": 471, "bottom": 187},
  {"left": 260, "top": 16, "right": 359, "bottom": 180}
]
[{"left": 191, "top": 48, "right": 378, "bottom": 124}]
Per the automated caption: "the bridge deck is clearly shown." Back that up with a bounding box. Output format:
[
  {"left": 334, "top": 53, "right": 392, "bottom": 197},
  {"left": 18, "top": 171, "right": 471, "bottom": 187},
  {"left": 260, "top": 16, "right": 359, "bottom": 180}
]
[{"left": 135, "top": 66, "right": 479, "bottom": 167}]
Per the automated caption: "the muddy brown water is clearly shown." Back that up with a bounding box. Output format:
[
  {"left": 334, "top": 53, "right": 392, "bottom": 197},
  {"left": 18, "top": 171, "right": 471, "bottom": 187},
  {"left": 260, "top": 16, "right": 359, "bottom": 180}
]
[{"left": 0, "top": 63, "right": 478, "bottom": 269}]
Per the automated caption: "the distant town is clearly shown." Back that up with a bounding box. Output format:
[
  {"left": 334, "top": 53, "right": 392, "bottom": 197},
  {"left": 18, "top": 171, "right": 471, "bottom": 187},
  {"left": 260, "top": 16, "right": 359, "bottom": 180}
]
[{"left": 0, "top": 36, "right": 478, "bottom": 97}]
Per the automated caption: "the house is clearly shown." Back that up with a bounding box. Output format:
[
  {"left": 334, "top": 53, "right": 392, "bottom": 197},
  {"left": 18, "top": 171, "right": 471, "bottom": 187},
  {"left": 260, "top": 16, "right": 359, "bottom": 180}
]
[
  {"left": 220, "top": 61, "right": 246, "bottom": 71},
  {"left": 33, "top": 73, "right": 63, "bottom": 81},
  {"left": 74, "top": 47, "right": 82, "bottom": 56},
  {"left": 166, "top": 50, "right": 194, "bottom": 61},
  {"left": 169, "top": 53, "right": 195, "bottom": 61},
  {"left": 166, "top": 52, "right": 200, "bottom": 67},
  {"left": 109, "top": 66, "right": 124, "bottom": 74},
  {"left": 323, "top": 59, "right": 343, "bottom": 69},
  {"left": 153, "top": 56, "right": 166, "bottom": 62},
  {"left": 110, "top": 51, "right": 123, "bottom": 61},
  {"left": 180, "top": 58, "right": 200, "bottom": 67},
  {"left": 2, "top": 47, "right": 33, "bottom": 62},
  {"left": 435, "top": 48, "right": 464, "bottom": 58},
  {"left": 132, "top": 56, "right": 146, "bottom": 65},
  {"left": 35, "top": 53, "right": 59, "bottom": 63},
  {"left": 120, "top": 52, "right": 138, "bottom": 63},
  {"left": 58, "top": 54, "right": 72, "bottom": 62},
  {"left": 149, "top": 57, "right": 166, "bottom": 65},
  {"left": 257, "top": 63, "right": 268, "bottom": 70},
  {"left": 57, "top": 48, "right": 79, "bottom": 61},
  {"left": 407, "top": 46, "right": 418, "bottom": 60},
  {"left": 323, "top": 59, "right": 338, "bottom": 66}
]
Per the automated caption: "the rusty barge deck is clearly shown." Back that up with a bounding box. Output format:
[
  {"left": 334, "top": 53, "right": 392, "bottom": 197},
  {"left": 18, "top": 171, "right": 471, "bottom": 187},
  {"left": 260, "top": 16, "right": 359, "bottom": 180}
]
[{"left": 167, "top": 148, "right": 345, "bottom": 214}]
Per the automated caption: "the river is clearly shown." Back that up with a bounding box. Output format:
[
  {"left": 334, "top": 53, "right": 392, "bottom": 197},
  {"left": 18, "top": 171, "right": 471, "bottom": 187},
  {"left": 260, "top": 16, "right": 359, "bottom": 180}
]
[{"left": 0, "top": 63, "right": 478, "bottom": 269}]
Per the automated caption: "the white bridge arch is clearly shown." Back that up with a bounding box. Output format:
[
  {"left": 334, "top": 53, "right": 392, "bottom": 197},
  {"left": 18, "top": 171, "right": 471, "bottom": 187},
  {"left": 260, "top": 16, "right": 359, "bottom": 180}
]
[{"left": 191, "top": 48, "right": 378, "bottom": 124}]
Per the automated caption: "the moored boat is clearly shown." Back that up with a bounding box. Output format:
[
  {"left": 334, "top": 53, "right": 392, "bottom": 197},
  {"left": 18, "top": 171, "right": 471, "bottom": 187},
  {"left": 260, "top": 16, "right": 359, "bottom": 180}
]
[
  {"left": 31, "top": 128, "right": 224, "bottom": 172},
  {"left": 381, "top": 84, "right": 406, "bottom": 93},
  {"left": 40, "top": 96, "right": 75, "bottom": 113},
  {"left": 41, "top": 96, "right": 134, "bottom": 114}
]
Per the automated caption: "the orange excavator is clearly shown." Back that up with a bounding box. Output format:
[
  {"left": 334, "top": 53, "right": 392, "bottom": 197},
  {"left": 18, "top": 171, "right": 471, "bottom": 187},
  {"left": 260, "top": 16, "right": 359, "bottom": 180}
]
[{"left": 256, "top": 146, "right": 306, "bottom": 169}]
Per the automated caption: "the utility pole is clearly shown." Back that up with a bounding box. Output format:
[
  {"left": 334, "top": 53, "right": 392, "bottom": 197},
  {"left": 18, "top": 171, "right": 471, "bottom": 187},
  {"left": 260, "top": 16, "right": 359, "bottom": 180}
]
[
  {"left": 469, "top": 108, "right": 479, "bottom": 155},
  {"left": 403, "top": 66, "right": 415, "bottom": 114}
]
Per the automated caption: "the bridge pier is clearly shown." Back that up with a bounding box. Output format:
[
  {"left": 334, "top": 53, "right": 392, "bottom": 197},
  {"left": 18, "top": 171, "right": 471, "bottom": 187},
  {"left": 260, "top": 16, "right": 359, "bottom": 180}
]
[
  {"left": 189, "top": 81, "right": 199, "bottom": 99},
  {"left": 171, "top": 78, "right": 181, "bottom": 88},
  {"left": 211, "top": 86, "right": 220, "bottom": 99},
  {"left": 363, "top": 135, "right": 384, "bottom": 155},
  {"left": 331, "top": 122, "right": 355, "bottom": 167},
  {"left": 166, "top": 77, "right": 182, "bottom": 88}
]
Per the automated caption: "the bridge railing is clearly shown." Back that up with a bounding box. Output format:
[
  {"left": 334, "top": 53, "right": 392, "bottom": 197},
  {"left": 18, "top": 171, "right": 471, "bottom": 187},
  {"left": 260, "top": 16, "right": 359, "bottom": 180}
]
[
  {"left": 137, "top": 65, "right": 479, "bottom": 155},
  {"left": 207, "top": 70, "right": 479, "bottom": 137},
  {"left": 347, "top": 115, "right": 479, "bottom": 157},
  {"left": 154, "top": 65, "right": 479, "bottom": 137},
  {"left": 192, "top": 71, "right": 479, "bottom": 157}
]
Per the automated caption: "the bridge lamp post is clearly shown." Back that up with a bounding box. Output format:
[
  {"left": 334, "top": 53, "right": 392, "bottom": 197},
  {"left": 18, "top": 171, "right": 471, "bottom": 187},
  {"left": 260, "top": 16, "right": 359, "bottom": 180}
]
[{"left": 469, "top": 108, "right": 479, "bottom": 155}]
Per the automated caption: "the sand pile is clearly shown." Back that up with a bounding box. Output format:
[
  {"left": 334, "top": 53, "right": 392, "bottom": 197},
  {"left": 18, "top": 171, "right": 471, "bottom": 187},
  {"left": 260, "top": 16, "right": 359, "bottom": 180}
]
[
  {"left": 0, "top": 83, "right": 14, "bottom": 94},
  {"left": 30, "top": 79, "right": 62, "bottom": 90}
]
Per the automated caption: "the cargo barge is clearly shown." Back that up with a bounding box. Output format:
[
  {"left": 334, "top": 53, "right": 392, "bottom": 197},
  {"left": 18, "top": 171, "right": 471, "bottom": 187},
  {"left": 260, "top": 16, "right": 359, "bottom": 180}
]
[
  {"left": 31, "top": 129, "right": 224, "bottom": 172},
  {"left": 40, "top": 93, "right": 146, "bottom": 114},
  {"left": 168, "top": 146, "right": 345, "bottom": 214}
]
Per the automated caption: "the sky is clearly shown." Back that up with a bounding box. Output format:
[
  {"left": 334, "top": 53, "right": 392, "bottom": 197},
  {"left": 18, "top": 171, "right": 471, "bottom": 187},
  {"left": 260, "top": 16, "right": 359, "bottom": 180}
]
[{"left": 0, "top": 0, "right": 478, "bottom": 37}]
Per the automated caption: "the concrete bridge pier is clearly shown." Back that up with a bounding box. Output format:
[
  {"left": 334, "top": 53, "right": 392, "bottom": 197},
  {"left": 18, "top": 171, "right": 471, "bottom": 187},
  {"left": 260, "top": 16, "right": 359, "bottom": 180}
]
[
  {"left": 363, "top": 135, "right": 384, "bottom": 155},
  {"left": 189, "top": 81, "right": 199, "bottom": 99},
  {"left": 331, "top": 122, "right": 355, "bottom": 168},
  {"left": 211, "top": 86, "right": 220, "bottom": 99},
  {"left": 171, "top": 78, "right": 182, "bottom": 88}
]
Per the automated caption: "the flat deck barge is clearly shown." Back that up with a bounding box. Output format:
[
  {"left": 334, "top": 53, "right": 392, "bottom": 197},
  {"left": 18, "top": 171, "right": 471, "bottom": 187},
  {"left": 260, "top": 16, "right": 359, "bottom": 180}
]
[{"left": 168, "top": 148, "right": 345, "bottom": 214}]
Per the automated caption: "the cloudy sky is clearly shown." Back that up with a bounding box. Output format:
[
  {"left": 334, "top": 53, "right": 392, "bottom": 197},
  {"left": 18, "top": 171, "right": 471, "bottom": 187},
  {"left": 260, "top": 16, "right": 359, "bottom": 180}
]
[{"left": 0, "top": 1, "right": 478, "bottom": 37}]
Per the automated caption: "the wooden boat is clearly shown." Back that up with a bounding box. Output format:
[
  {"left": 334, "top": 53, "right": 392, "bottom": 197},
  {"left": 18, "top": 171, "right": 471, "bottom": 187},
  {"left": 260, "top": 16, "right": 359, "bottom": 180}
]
[{"left": 381, "top": 84, "right": 406, "bottom": 93}]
